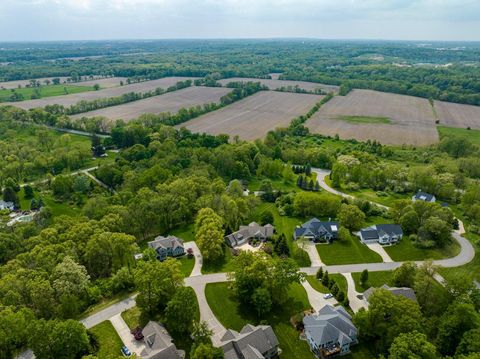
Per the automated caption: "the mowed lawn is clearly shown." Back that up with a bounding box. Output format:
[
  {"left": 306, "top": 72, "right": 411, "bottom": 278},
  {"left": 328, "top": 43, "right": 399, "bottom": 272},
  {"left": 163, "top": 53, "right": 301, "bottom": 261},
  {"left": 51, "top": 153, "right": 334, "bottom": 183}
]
[
  {"left": 316, "top": 236, "right": 382, "bottom": 265},
  {"left": 351, "top": 271, "right": 394, "bottom": 292},
  {"left": 437, "top": 126, "right": 480, "bottom": 147},
  {"left": 89, "top": 321, "right": 124, "bottom": 359},
  {"left": 178, "top": 255, "right": 195, "bottom": 277},
  {"left": 205, "top": 282, "right": 313, "bottom": 359},
  {"left": 306, "top": 274, "right": 347, "bottom": 295},
  {"left": 384, "top": 237, "right": 460, "bottom": 262},
  {"left": 0, "top": 84, "right": 94, "bottom": 102}
]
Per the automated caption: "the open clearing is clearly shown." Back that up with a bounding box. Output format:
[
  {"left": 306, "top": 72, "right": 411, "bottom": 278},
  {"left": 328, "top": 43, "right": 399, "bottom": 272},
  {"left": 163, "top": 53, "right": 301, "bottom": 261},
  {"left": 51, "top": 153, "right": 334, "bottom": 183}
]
[
  {"left": 0, "top": 76, "right": 126, "bottom": 90},
  {"left": 434, "top": 100, "right": 480, "bottom": 129},
  {"left": 178, "top": 91, "right": 323, "bottom": 140},
  {"left": 12, "top": 77, "right": 198, "bottom": 110},
  {"left": 217, "top": 77, "right": 339, "bottom": 93},
  {"left": 306, "top": 89, "right": 439, "bottom": 146},
  {"left": 0, "top": 84, "right": 94, "bottom": 102},
  {"left": 71, "top": 86, "right": 231, "bottom": 121}
]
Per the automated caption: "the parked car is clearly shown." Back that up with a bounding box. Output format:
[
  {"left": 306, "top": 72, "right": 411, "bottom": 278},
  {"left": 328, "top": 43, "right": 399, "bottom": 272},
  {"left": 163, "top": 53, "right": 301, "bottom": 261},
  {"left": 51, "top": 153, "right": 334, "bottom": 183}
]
[
  {"left": 121, "top": 345, "right": 132, "bottom": 357},
  {"left": 131, "top": 326, "right": 144, "bottom": 340},
  {"left": 323, "top": 293, "right": 333, "bottom": 299}
]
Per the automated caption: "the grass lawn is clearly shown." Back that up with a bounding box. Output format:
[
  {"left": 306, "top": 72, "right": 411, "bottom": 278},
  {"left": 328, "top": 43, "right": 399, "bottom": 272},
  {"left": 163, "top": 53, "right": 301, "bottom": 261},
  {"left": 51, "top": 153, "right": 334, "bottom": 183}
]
[
  {"left": 343, "top": 342, "right": 377, "bottom": 359},
  {"left": 329, "top": 274, "right": 348, "bottom": 295},
  {"left": 306, "top": 276, "right": 329, "bottom": 293},
  {"left": 316, "top": 237, "right": 382, "bottom": 265},
  {"left": 81, "top": 291, "right": 135, "bottom": 319},
  {"left": 89, "top": 321, "right": 124, "bottom": 359},
  {"left": 384, "top": 237, "right": 460, "bottom": 262},
  {"left": 252, "top": 203, "right": 311, "bottom": 267},
  {"left": 205, "top": 282, "right": 313, "bottom": 359},
  {"left": 178, "top": 255, "right": 195, "bottom": 277},
  {"left": 171, "top": 223, "right": 195, "bottom": 242},
  {"left": 438, "top": 126, "right": 480, "bottom": 147},
  {"left": 0, "top": 84, "right": 94, "bottom": 102},
  {"left": 201, "top": 245, "right": 236, "bottom": 274},
  {"left": 18, "top": 189, "right": 85, "bottom": 217},
  {"left": 336, "top": 115, "right": 391, "bottom": 125},
  {"left": 351, "top": 271, "right": 394, "bottom": 292}
]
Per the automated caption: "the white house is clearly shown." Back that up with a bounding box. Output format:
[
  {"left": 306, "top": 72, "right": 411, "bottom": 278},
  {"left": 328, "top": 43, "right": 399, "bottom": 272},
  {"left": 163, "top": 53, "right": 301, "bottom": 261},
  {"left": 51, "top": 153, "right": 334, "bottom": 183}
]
[{"left": 358, "top": 224, "right": 403, "bottom": 245}]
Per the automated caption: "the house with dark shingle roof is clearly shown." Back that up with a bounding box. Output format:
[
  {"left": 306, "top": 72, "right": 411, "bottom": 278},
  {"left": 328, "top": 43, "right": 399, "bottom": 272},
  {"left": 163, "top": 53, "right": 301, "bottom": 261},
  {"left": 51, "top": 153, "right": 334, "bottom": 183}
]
[
  {"left": 412, "top": 190, "right": 436, "bottom": 203},
  {"left": 363, "top": 285, "right": 417, "bottom": 304},
  {"left": 294, "top": 218, "right": 339, "bottom": 243},
  {"left": 358, "top": 224, "right": 403, "bottom": 245},
  {"left": 303, "top": 305, "right": 357, "bottom": 357},
  {"left": 140, "top": 321, "right": 184, "bottom": 359},
  {"left": 148, "top": 235, "right": 185, "bottom": 261},
  {"left": 220, "top": 324, "right": 280, "bottom": 359},
  {"left": 224, "top": 222, "right": 275, "bottom": 248}
]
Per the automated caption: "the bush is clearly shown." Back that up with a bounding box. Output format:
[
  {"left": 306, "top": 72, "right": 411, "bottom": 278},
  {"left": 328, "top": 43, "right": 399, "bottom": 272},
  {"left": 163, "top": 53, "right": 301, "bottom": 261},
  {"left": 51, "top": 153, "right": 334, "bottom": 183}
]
[{"left": 337, "top": 291, "right": 345, "bottom": 302}]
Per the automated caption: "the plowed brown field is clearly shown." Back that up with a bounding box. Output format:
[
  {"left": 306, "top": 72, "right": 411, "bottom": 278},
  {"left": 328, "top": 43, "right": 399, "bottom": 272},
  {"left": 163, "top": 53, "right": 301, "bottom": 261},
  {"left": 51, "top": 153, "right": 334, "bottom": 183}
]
[
  {"left": 306, "top": 89, "right": 439, "bottom": 146},
  {"left": 12, "top": 77, "right": 199, "bottom": 110},
  {"left": 178, "top": 91, "right": 323, "bottom": 140},
  {"left": 434, "top": 100, "right": 480, "bottom": 129},
  {"left": 71, "top": 86, "right": 231, "bottom": 121},
  {"left": 217, "top": 77, "right": 339, "bottom": 93}
]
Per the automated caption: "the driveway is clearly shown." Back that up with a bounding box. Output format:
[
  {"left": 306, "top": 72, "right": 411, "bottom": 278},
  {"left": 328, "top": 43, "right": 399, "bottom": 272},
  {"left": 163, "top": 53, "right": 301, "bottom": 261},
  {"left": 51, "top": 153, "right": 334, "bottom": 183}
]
[
  {"left": 184, "top": 241, "right": 203, "bottom": 276},
  {"left": 302, "top": 279, "right": 337, "bottom": 311},
  {"left": 301, "top": 241, "right": 324, "bottom": 267},
  {"left": 110, "top": 313, "right": 146, "bottom": 356},
  {"left": 190, "top": 283, "right": 226, "bottom": 347},
  {"left": 366, "top": 243, "right": 393, "bottom": 262},
  {"left": 341, "top": 273, "right": 367, "bottom": 313},
  {"left": 80, "top": 294, "right": 138, "bottom": 329}
]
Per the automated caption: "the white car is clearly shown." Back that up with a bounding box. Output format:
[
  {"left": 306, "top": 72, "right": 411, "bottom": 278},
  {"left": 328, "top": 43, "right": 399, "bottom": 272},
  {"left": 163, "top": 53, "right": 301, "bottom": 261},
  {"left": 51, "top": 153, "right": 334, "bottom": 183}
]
[{"left": 323, "top": 293, "right": 333, "bottom": 299}]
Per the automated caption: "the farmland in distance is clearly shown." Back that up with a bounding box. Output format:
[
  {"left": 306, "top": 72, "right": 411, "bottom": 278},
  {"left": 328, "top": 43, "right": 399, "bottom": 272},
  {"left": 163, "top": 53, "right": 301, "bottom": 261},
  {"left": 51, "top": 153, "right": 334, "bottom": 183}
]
[
  {"left": 306, "top": 89, "right": 439, "bottom": 146},
  {"left": 71, "top": 86, "right": 231, "bottom": 121},
  {"left": 178, "top": 91, "right": 323, "bottom": 140},
  {"left": 217, "top": 77, "right": 339, "bottom": 93},
  {"left": 434, "top": 100, "right": 480, "bottom": 129}
]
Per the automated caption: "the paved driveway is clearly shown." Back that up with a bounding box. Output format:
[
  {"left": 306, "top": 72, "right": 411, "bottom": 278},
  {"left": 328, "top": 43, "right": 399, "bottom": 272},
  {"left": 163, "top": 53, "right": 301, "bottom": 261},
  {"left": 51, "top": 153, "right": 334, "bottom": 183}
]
[
  {"left": 302, "top": 241, "right": 324, "bottom": 267},
  {"left": 110, "top": 313, "right": 146, "bottom": 356},
  {"left": 184, "top": 241, "right": 203, "bottom": 276},
  {"left": 342, "top": 273, "right": 367, "bottom": 313},
  {"left": 366, "top": 243, "right": 393, "bottom": 262},
  {"left": 80, "top": 294, "right": 138, "bottom": 329},
  {"left": 302, "top": 279, "right": 337, "bottom": 311}
]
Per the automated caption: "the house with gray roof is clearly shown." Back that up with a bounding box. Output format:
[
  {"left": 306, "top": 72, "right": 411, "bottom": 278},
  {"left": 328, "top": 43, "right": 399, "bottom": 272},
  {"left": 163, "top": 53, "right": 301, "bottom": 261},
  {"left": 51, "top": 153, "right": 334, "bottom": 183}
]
[
  {"left": 140, "top": 321, "right": 184, "bottom": 359},
  {"left": 220, "top": 324, "right": 280, "bottom": 359},
  {"left": 358, "top": 224, "right": 403, "bottom": 245},
  {"left": 412, "top": 190, "right": 436, "bottom": 203},
  {"left": 148, "top": 235, "right": 185, "bottom": 261},
  {"left": 224, "top": 222, "right": 275, "bottom": 247},
  {"left": 294, "top": 218, "right": 339, "bottom": 243},
  {"left": 363, "top": 285, "right": 417, "bottom": 304},
  {"left": 303, "top": 305, "right": 357, "bottom": 357},
  {"left": 0, "top": 200, "right": 15, "bottom": 211}
]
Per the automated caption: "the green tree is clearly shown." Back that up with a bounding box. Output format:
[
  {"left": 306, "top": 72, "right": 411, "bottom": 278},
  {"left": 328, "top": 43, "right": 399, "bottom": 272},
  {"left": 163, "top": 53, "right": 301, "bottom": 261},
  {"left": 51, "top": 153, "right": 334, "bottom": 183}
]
[
  {"left": 23, "top": 185, "right": 34, "bottom": 199},
  {"left": 456, "top": 328, "right": 480, "bottom": 356},
  {"left": 252, "top": 287, "right": 272, "bottom": 317},
  {"left": 0, "top": 307, "right": 35, "bottom": 359},
  {"left": 337, "top": 204, "right": 365, "bottom": 231},
  {"left": 260, "top": 210, "right": 274, "bottom": 225},
  {"left": 392, "top": 262, "right": 417, "bottom": 287},
  {"left": 51, "top": 256, "right": 90, "bottom": 300},
  {"left": 195, "top": 208, "right": 224, "bottom": 263},
  {"left": 28, "top": 319, "right": 89, "bottom": 359},
  {"left": 191, "top": 321, "right": 213, "bottom": 344},
  {"left": 134, "top": 259, "right": 184, "bottom": 315},
  {"left": 165, "top": 287, "right": 198, "bottom": 333},
  {"left": 360, "top": 269, "right": 369, "bottom": 286},
  {"left": 322, "top": 271, "right": 330, "bottom": 286},
  {"left": 191, "top": 343, "right": 224, "bottom": 359},
  {"left": 388, "top": 331, "right": 437, "bottom": 359}
]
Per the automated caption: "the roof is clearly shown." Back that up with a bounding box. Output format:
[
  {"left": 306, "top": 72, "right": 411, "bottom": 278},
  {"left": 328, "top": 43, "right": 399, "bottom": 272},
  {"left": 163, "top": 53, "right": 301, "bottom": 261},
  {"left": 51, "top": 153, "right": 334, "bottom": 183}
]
[
  {"left": 303, "top": 305, "right": 357, "bottom": 348},
  {"left": 360, "top": 224, "right": 402, "bottom": 240},
  {"left": 0, "top": 200, "right": 14, "bottom": 210},
  {"left": 225, "top": 222, "right": 275, "bottom": 247},
  {"left": 220, "top": 324, "right": 279, "bottom": 359},
  {"left": 363, "top": 285, "right": 417, "bottom": 303},
  {"left": 295, "top": 218, "right": 340, "bottom": 239},
  {"left": 140, "top": 321, "right": 182, "bottom": 359},
  {"left": 376, "top": 224, "right": 403, "bottom": 236},
  {"left": 413, "top": 191, "right": 435, "bottom": 202},
  {"left": 148, "top": 236, "right": 184, "bottom": 252}
]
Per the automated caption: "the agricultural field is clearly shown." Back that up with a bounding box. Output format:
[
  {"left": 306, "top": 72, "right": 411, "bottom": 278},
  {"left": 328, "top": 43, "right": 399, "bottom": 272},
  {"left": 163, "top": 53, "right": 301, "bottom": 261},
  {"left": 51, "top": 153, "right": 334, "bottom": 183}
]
[
  {"left": 0, "top": 77, "right": 70, "bottom": 89},
  {"left": 217, "top": 77, "right": 339, "bottom": 93},
  {"left": 0, "top": 84, "right": 95, "bottom": 102},
  {"left": 178, "top": 91, "right": 323, "bottom": 140},
  {"left": 434, "top": 100, "right": 480, "bottom": 129},
  {"left": 71, "top": 86, "right": 231, "bottom": 121},
  {"left": 12, "top": 76, "right": 198, "bottom": 110},
  {"left": 0, "top": 76, "right": 126, "bottom": 90},
  {"left": 306, "top": 89, "right": 439, "bottom": 146}
]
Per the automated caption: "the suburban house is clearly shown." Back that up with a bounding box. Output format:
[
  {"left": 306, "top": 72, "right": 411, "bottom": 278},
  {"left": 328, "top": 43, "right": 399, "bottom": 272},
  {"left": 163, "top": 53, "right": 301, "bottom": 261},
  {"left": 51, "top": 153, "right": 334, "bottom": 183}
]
[
  {"left": 358, "top": 224, "right": 403, "bottom": 245},
  {"left": 140, "top": 321, "right": 184, "bottom": 359},
  {"left": 224, "top": 222, "right": 275, "bottom": 247},
  {"left": 148, "top": 235, "right": 185, "bottom": 261},
  {"left": 0, "top": 200, "right": 15, "bottom": 211},
  {"left": 294, "top": 218, "right": 339, "bottom": 243},
  {"left": 303, "top": 305, "right": 357, "bottom": 357},
  {"left": 363, "top": 285, "right": 417, "bottom": 304},
  {"left": 220, "top": 324, "right": 280, "bottom": 359},
  {"left": 412, "top": 190, "right": 436, "bottom": 203}
]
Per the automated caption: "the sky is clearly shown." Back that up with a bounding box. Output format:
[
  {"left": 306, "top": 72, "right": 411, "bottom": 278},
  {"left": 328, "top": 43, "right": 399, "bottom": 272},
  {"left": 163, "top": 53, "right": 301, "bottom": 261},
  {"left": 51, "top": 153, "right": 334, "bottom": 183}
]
[{"left": 0, "top": 0, "right": 480, "bottom": 42}]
